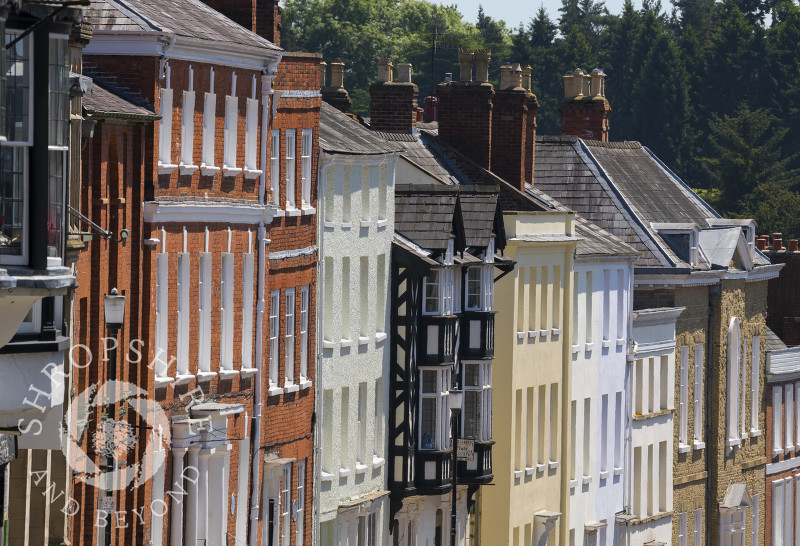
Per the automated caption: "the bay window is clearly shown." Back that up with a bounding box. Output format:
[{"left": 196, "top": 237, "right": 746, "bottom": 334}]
[
  {"left": 465, "top": 265, "right": 494, "bottom": 312},
  {"left": 301, "top": 129, "right": 312, "bottom": 207},
  {"left": 423, "top": 267, "right": 455, "bottom": 316},
  {"left": 419, "top": 367, "right": 450, "bottom": 450},
  {"left": 463, "top": 362, "right": 492, "bottom": 441},
  {"left": 285, "top": 130, "right": 296, "bottom": 208}
]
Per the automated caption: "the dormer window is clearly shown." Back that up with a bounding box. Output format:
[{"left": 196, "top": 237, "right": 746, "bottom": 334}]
[{"left": 652, "top": 223, "right": 699, "bottom": 266}]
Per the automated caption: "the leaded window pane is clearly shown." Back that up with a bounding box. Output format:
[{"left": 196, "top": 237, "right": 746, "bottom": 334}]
[
  {"left": 5, "top": 32, "right": 29, "bottom": 142},
  {"left": 422, "top": 370, "right": 437, "bottom": 394},
  {"left": 464, "top": 391, "right": 481, "bottom": 439},
  {"left": 420, "top": 398, "right": 436, "bottom": 449},
  {"left": 0, "top": 146, "right": 24, "bottom": 254}
]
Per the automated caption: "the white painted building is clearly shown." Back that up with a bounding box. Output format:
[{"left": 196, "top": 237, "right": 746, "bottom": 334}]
[
  {"left": 621, "top": 307, "right": 684, "bottom": 546},
  {"left": 568, "top": 218, "right": 637, "bottom": 546},
  {"left": 316, "top": 102, "right": 400, "bottom": 546}
]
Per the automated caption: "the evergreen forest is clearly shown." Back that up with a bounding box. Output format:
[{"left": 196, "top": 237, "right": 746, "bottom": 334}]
[{"left": 281, "top": 0, "right": 800, "bottom": 238}]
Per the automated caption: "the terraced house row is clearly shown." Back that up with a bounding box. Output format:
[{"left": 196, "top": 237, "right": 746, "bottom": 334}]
[{"left": 0, "top": 0, "right": 797, "bottom": 545}]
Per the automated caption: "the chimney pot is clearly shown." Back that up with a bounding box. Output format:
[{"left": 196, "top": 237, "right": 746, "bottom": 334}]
[
  {"left": 397, "top": 63, "right": 413, "bottom": 83},
  {"left": 499, "top": 64, "right": 513, "bottom": 89},
  {"left": 522, "top": 65, "right": 532, "bottom": 92},
  {"left": 330, "top": 61, "right": 345, "bottom": 89},
  {"left": 590, "top": 68, "right": 605, "bottom": 97},
  {"left": 474, "top": 49, "right": 491, "bottom": 83},
  {"left": 511, "top": 63, "right": 523, "bottom": 89},
  {"left": 773, "top": 233, "right": 784, "bottom": 251},
  {"left": 790, "top": 239, "right": 799, "bottom": 252},
  {"left": 458, "top": 49, "right": 474, "bottom": 82},
  {"left": 377, "top": 58, "right": 393, "bottom": 83},
  {"left": 319, "top": 61, "right": 327, "bottom": 88},
  {"left": 444, "top": 73, "right": 453, "bottom": 83},
  {"left": 756, "top": 238, "right": 767, "bottom": 251}
]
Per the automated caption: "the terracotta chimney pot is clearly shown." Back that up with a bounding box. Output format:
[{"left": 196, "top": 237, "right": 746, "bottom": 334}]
[
  {"left": 773, "top": 233, "right": 784, "bottom": 251},
  {"left": 790, "top": 239, "right": 799, "bottom": 252}
]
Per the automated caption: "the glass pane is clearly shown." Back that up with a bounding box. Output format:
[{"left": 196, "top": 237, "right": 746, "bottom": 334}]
[
  {"left": 48, "top": 37, "right": 69, "bottom": 147},
  {"left": 425, "top": 270, "right": 440, "bottom": 313},
  {"left": 464, "top": 364, "right": 480, "bottom": 387},
  {"left": 420, "top": 398, "right": 436, "bottom": 449},
  {"left": 5, "top": 32, "right": 29, "bottom": 142},
  {"left": 47, "top": 150, "right": 64, "bottom": 258},
  {"left": 464, "top": 391, "right": 481, "bottom": 439},
  {"left": 467, "top": 268, "right": 481, "bottom": 308},
  {"left": 0, "top": 146, "right": 24, "bottom": 254},
  {"left": 422, "top": 370, "right": 437, "bottom": 393}
]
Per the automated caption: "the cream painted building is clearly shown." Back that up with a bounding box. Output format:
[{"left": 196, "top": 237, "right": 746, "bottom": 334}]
[
  {"left": 479, "top": 197, "right": 577, "bottom": 546},
  {"left": 316, "top": 102, "right": 400, "bottom": 546}
]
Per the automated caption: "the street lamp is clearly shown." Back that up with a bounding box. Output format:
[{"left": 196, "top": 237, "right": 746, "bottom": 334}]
[
  {"left": 448, "top": 388, "right": 463, "bottom": 546},
  {"left": 102, "top": 287, "right": 125, "bottom": 546}
]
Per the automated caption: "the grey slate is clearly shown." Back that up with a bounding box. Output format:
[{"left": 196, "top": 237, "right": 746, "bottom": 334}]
[
  {"left": 86, "top": 0, "right": 281, "bottom": 51},
  {"left": 395, "top": 184, "right": 458, "bottom": 251},
  {"left": 83, "top": 77, "right": 159, "bottom": 119},
  {"left": 319, "top": 103, "right": 402, "bottom": 155},
  {"left": 459, "top": 186, "right": 499, "bottom": 249}
]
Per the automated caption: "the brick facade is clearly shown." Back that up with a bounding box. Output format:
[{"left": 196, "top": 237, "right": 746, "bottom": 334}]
[
  {"left": 369, "top": 80, "right": 418, "bottom": 134},
  {"left": 766, "top": 247, "right": 800, "bottom": 346},
  {"left": 436, "top": 82, "right": 494, "bottom": 170},
  {"left": 560, "top": 97, "right": 611, "bottom": 142}
]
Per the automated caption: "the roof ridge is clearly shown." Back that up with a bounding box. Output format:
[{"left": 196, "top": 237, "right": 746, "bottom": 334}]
[{"left": 103, "top": 0, "right": 160, "bottom": 31}]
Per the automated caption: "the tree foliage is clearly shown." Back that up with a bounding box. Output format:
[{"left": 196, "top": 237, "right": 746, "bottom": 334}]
[{"left": 282, "top": 0, "right": 800, "bottom": 236}]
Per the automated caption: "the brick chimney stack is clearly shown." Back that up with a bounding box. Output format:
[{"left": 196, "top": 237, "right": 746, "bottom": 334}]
[
  {"left": 437, "top": 49, "right": 495, "bottom": 170},
  {"left": 369, "top": 59, "right": 418, "bottom": 133},
  {"left": 491, "top": 63, "right": 530, "bottom": 190},
  {"left": 198, "top": 0, "right": 282, "bottom": 46},
  {"left": 522, "top": 65, "right": 539, "bottom": 187},
  {"left": 321, "top": 61, "right": 352, "bottom": 113},
  {"left": 560, "top": 68, "right": 611, "bottom": 141}
]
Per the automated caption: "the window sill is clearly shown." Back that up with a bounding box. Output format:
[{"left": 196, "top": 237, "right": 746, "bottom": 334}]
[
  {"left": 240, "top": 368, "right": 258, "bottom": 379},
  {"left": 301, "top": 206, "right": 316, "bottom": 215},
  {"left": 355, "top": 463, "right": 369, "bottom": 475},
  {"left": 341, "top": 222, "right": 352, "bottom": 229},
  {"left": 158, "top": 162, "right": 179, "bottom": 175},
  {"left": 693, "top": 441, "right": 705, "bottom": 450},
  {"left": 517, "top": 331, "right": 526, "bottom": 340},
  {"left": 599, "top": 470, "right": 609, "bottom": 480},
  {"left": 773, "top": 448, "right": 785, "bottom": 456},
  {"left": 514, "top": 470, "right": 523, "bottom": 479},
  {"left": 173, "top": 374, "right": 196, "bottom": 386},
  {"left": 616, "top": 338, "right": 625, "bottom": 347},
  {"left": 376, "top": 219, "right": 388, "bottom": 229},
  {"left": 321, "top": 471, "right": 335, "bottom": 482},
  {"left": 322, "top": 340, "right": 335, "bottom": 350},
  {"left": 323, "top": 221, "right": 336, "bottom": 229},
  {"left": 536, "top": 463, "right": 546, "bottom": 473},
  {"left": 572, "top": 344, "right": 581, "bottom": 354},
  {"left": 613, "top": 467, "right": 623, "bottom": 476},
  {"left": 179, "top": 163, "right": 199, "bottom": 175},
  {"left": 273, "top": 208, "right": 285, "bottom": 217},
  {"left": 525, "top": 466, "right": 535, "bottom": 476},
  {"left": 528, "top": 330, "right": 538, "bottom": 339},
  {"left": 726, "top": 438, "right": 741, "bottom": 448},
  {"left": 155, "top": 376, "right": 174, "bottom": 387},
  {"left": 750, "top": 429, "right": 762, "bottom": 437},
  {"left": 339, "top": 468, "right": 353, "bottom": 478},
  {"left": 569, "top": 479, "right": 578, "bottom": 489},
  {"left": 375, "top": 332, "right": 387, "bottom": 343},
  {"left": 585, "top": 342, "right": 595, "bottom": 352},
  {"left": 582, "top": 475, "right": 592, "bottom": 485},
  {"left": 551, "top": 328, "right": 562, "bottom": 336},
  {"left": 196, "top": 371, "right": 217, "bottom": 382},
  {"left": 299, "top": 380, "right": 312, "bottom": 390},
  {"left": 360, "top": 220, "right": 373, "bottom": 229},
  {"left": 285, "top": 207, "right": 301, "bottom": 217},
  {"left": 358, "top": 336, "right": 371, "bottom": 346},
  {"left": 222, "top": 165, "right": 243, "bottom": 177},
  {"left": 340, "top": 338, "right": 354, "bottom": 348},
  {"left": 372, "top": 456, "right": 385, "bottom": 468},
  {"left": 199, "top": 164, "right": 220, "bottom": 176},
  {"left": 268, "top": 385, "right": 284, "bottom": 397},
  {"left": 283, "top": 383, "right": 299, "bottom": 393},
  {"left": 243, "top": 168, "right": 263, "bottom": 180},
  {"left": 219, "top": 369, "right": 240, "bottom": 379},
  {"left": 678, "top": 443, "right": 691, "bottom": 454},
  {"left": 602, "top": 339, "right": 612, "bottom": 349},
  {"left": 539, "top": 330, "right": 548, "bottom": 340},
  {"left": 786, "top": 446, "right": 796, "bottom": 453},
  {"left": 548, "top": 460, "right": 559, "bottom": 470}
]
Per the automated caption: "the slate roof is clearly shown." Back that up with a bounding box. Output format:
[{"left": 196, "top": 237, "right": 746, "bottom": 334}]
[
  {"left": 459, "top": 186, "right": 499, "bottom": 249},
  {"left": 766, "top": 327, "right": 788, "bottom": 352},
  {"left": 85, "top": 0, "right": 281, "bottom": 51},
  {"left": 319, "top": 103, "right": 401, "bottom": 155},
  {"left": 83, "top": 77, "right": 159, "bottom": 120},
  {"left": 394, "top": 184, "right": 459, "bottom": 251}
]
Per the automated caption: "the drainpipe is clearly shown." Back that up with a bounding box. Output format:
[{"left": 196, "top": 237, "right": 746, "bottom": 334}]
[
  {"left": 249, "top": 56, "right": 281, "bottom": 546},
  {"left": 705, "top": 283, "right": 719, "bottom": 546},
  {"left": 313, "top": 154, "right": 335, "bottom": 546}
]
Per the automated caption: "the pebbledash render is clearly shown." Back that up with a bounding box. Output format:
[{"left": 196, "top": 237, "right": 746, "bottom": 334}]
[{"left": 73, "top": 0, "right": 319, "bottom": 545}]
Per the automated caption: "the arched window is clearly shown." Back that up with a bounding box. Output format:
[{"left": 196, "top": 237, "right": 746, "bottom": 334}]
[{"left": 727, "top": 317, "right": 741, "bottom": 450}]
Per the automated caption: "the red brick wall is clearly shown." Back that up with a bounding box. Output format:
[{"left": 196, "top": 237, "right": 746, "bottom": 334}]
[
  {"left": 436, "top": 82, "right": 494, "bottom": 170},
  {"left": 559, "top": 97, "right": 611, "bottom": 142},
  {"left": 369, "top": 81, "right": 418, "bottom": 134},
  {"left": 491, "top": 88, "right": 528, "bottom": 191},
  {"left": 765, "top": 379, "right": 799, "bottom": 546},
  {"left": 198, "top": 0, "right": 282, "bottom": 46},
  {"left": 767, "top": 250, "right": 800, "bottom": 345},
  {"left": 524, "top": 95, "right": 538, "bottom": 186}
]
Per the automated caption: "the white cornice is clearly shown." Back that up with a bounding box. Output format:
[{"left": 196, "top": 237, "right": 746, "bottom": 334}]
[
  {"left": 143, "top": 201, "right": 278, "bottom": 224},
  {"left": 84, "top": 32, "right": 282, "bottom": 71}
]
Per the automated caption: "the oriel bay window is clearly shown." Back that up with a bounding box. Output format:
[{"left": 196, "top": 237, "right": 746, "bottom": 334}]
[
  {"left": 420, "top": 367, "right": 451, "bottom": 450},
  {"left": 465, "top": 265, "right": 494, "bottom": 312},
  {"left": 463, "top": 362, "right": 492, "bottom": 441}
]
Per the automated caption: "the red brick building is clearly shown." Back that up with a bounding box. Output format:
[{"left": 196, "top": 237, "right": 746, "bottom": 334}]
[
  {"left": 72, "top": 0, "right": 318, "bottom": 544},
  {"left": 764, "top": 329, "right": 800, "bottom": 546}
]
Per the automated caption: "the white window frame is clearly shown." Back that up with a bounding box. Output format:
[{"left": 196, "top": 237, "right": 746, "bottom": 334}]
[
  {"left": 281, "top": 464, "right": 292, "bottom": 546},
  {"left": 694, "top": 508, "right": 703, "bottom": 546},
  {"left": 726, "top": 317, "right": 741, "bottom": 450},
  {"left": 679, "top": 346, "right": 689, "bottom": 449},
  {"left": 796, "top": 382, "right": 800, "bottom": 451},
  {"left": 243, "top": 97, "right": 261, "bottom": 177},
  {"left": 285, "top": 288, "right": 296, "bottom": 385},
  {"left": 787, "top": 384, "right": 795, "bottom": 451},
  {"left": 270, "top": 129, "right": 280, "bottom": 205},
  {"left": 419, "top": 367, "right": 450, "bottom": 450},
  {"left": 465, "top": 267, "right": 482, "bottom": 311},
  {"left": 301, "top": 128, "right": 312, "bottom": 207},
  {"left": 299, "top": 285, "right": 309, "bottom": 382},
  {"left": 285, "top": 129, "right": 296, "bottom": 208},
  {"left": 774, "top": 385, "right": 784, "bottom": 456},
  {"left": 270, "top": 290, "right": 280, "bottom": 388},
  {"left": 678, "top": 512, "right": 687, "bottom": 546},
  {"left": 222, "top": 94, "right": 242, "bottom": 175},
  {"left": 773, "top": 480, "right": 784, "bottom": 546},
  {"left": 694, "top": 344, "right": 704, "bottom": 447},
  {"left": 752, "top": 335, "right": 761, "bottom": 434},
  {"left": 463, "top": 361, "right": 492, "bottom": 442},
  {"left": 751, "top": 496, "right": 758, "bottom": 546},
  {"left": 423, "top": 269, "right": 442, "bottom": 316},
  {"left": 295, "top": 459, "right": 305, "bottom": 546}
]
